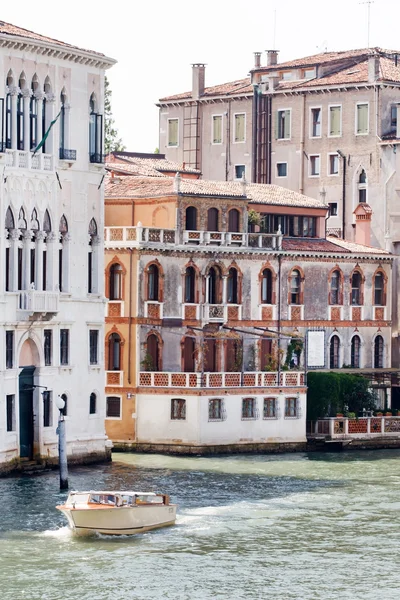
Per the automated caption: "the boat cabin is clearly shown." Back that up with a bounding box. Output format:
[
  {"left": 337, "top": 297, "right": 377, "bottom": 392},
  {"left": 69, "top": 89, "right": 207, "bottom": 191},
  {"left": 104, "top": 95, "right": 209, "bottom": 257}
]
[{"left": 64, "top": 491, "right": 170, "bottom": 508}]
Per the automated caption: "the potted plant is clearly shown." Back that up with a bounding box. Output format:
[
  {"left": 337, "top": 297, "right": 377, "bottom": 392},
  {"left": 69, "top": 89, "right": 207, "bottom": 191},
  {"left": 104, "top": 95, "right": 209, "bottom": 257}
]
[
  {"left": 376, "top": 411, "right": 383, "bottom": 417},
  {"left": 346, "top": 412, "right": 356, "bottom": 419}
]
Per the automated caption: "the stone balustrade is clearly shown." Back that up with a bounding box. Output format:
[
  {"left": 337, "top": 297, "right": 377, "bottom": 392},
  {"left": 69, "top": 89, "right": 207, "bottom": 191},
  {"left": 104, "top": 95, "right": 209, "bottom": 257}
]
[
  {"left": 138, "top": 370, "right": 305, "bottom": 388},
  {"left": 4, "top": 149, "right": 53, "bottom": 171},
  {"left": 312, "top": 416, "right": 400, "bottom": 437}
]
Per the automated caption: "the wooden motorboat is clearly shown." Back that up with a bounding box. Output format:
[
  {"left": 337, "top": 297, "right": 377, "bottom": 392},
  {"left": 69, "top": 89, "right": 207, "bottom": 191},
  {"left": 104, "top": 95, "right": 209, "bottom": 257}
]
[{"left": 56, "top": 490, "right": 177, "bottom": 535}]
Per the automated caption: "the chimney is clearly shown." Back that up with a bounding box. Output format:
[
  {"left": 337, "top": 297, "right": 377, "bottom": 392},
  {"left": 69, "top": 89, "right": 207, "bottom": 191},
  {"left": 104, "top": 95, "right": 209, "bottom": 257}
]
[
  {"left": 354, "top": 204, "right": 372, "bottom": 246},
  {"left": 254, "top": 52, "right": 262, "bottom": 68},
  {"left": 174, "top": 171, "right": 181, "bottom": 193},
  {"left": 266, "top": 49, "right": 279, "bottom": 66},
  {"left": 368, "top": 53, "right": 380, "bottom": 83},
  {"left": 192, "top": 63, "right": 205, "bottom": 100}
]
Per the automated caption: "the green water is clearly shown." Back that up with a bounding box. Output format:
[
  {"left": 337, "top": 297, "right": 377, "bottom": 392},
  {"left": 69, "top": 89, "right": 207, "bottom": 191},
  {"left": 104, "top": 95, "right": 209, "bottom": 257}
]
[{"left": 0, "top": 450, "right": 400, "bottom": 599}]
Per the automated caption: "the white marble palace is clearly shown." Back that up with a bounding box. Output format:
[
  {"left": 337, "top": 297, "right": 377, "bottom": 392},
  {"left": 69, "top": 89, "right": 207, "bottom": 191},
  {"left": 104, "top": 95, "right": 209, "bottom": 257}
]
[{"left": 0, "top": 20, "right": 115, "bottom": 472}]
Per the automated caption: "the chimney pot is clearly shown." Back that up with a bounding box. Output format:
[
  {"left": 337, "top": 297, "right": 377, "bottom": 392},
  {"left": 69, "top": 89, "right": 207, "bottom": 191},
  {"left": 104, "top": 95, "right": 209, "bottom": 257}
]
[
  {"left": 368, "top": 53, "right": 380, "bottom": 83},
  {"left": 266, "top": 49, "right": 279, "bottom": 66},
  {"left": 192, "top": 63, "right": 206, "bottom": 100},
  {"left": 254, "top": 52, "right": 262, "bottom": 68}
]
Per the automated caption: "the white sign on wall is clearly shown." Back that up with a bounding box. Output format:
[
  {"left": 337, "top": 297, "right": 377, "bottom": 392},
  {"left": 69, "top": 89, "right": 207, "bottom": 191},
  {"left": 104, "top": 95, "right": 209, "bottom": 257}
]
[{"left": 307, "top": 330, "right": 325, "bottom": 368}]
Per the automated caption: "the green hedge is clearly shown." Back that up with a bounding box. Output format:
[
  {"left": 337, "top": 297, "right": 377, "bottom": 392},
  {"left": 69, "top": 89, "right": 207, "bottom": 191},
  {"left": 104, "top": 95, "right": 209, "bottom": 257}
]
[{"left": 307, "top": 372, "right": 377, "bottom": 420}]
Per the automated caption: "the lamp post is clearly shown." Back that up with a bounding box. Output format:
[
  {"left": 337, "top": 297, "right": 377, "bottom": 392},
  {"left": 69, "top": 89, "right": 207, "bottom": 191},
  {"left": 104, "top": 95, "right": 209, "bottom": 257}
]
[{"left": 55, "top": 395, "right": 68, "bottom": 490}]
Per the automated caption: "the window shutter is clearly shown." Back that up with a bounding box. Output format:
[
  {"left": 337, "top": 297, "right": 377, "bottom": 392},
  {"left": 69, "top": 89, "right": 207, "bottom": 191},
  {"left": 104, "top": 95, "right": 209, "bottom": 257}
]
[
  {"left": 275, "top": 110, "right": 280, "bottom": 139},
  {"left": 330, "top": 106, "right": 341, "bottom": 136},
  {"left": 235, "top": 114, "right": 245, "bottom": 142},
  {"left": 285, "top": 110, "right": 291, "bottom": 138},
  {"left": 0, "top": 98, "right": 5, "bottom": 151},
  {"left": 213, "top": 115, "right": 222, "bottom": 143},
  {"left": 357, "top": 104, "right": 368, "bottom": 134}
]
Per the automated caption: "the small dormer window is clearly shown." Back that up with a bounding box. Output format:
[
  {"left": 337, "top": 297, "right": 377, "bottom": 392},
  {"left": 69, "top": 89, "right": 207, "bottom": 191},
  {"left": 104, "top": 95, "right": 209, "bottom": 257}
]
[
  {"left": 282, "top": 71, "right": 293, "bottom": 81},
  {"left": 304, "top": 68, "right": 316, "bottom": 79}
]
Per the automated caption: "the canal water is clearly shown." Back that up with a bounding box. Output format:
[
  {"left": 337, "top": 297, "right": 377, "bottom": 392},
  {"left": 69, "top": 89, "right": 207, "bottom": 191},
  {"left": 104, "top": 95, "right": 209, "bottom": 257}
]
[{"left": 1, "top": 450, "right": 400, "bottom": 600}]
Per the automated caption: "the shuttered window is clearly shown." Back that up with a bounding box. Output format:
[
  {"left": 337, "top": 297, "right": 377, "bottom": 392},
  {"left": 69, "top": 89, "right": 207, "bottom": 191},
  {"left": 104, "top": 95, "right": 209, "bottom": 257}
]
[
  {"left": 277, "top": 110, "right": 291, "bottom": 139},
  {"left": 212, "top": 115, "right": 222, "bottom": 144},
  {"left": 168, "top": 119, "right": 178, "bottom": 146},
  {"left": 356, "top": 103, "right": 368, "bottom": 134},
  {"left": 234, "top": 113, "right": 245, "bottom": 142},
  {"left": 329, "top": 106, "right": 341, "bottom": 136}
]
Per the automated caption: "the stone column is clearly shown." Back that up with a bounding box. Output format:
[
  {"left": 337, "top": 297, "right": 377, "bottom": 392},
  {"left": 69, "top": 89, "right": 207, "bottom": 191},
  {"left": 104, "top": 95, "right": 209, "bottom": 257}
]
[
  {"left": 61, "top": 233, "right": 71, "bottom": 293},
  {"left": 9, "top": 229, "right": 20, "bottom": 291},
  {"left": 22, "top": 230, "right": 32, "bottom": 290},
  {"left": 222, "top": 275, "right": 228, "bottom": 304},
  {"left": 23, "top": 89, "right": 31, "bottom": 152},
  {"left": 35, "top": 231, "right": 46, "bottom": 291},
  {"left": 45, "top": 93, "right": 55, "bottom": 154},
  {"left": 9, "top": 87, "right": 19, "bottom": 150},
  {"left": 35, "top": 92, "right": 44, "bottom": 151}
]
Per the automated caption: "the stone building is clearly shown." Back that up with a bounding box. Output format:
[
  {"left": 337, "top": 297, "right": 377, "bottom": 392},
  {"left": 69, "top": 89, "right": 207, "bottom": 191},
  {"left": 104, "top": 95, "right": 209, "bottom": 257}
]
[
  {"left": 104, "top": 174, "right": 392, "bottom": 453},
  {"left": 0, "top": 21, "right": 115, "bottom": 472},
  {"left": 158, "top": 47, "right": 400, "bottom": 361}
]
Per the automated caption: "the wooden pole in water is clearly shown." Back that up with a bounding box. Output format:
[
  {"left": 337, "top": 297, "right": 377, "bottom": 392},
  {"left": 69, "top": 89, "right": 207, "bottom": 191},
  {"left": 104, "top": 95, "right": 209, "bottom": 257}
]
[{"left": 55, "top": 396, "right": 68, "bottom": 490}]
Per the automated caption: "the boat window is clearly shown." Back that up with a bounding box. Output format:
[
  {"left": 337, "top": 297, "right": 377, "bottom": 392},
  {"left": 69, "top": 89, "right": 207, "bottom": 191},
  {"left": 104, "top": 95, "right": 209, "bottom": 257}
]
[
  {"left": 136, "top": 494, "right": 164, "bottom": 504},
  {"left": 120, "top": 495, "right": 134, "bottom": 506},
  {"left": 90, "top": 494, "right": 116, "bottom": 505},
  {"left": 69, "top": 493, "right": 90, "bottom": 504}
]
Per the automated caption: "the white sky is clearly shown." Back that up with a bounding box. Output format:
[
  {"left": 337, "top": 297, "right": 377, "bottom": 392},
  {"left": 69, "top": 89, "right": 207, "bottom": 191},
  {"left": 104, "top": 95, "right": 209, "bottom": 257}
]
[{"left": 2, "top": 0, "right": 400, "bottom": 152}]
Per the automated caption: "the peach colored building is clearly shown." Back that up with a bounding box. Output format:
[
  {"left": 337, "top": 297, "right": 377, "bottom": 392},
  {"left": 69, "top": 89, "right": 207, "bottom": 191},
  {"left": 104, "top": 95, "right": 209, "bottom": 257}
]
[{"left": 104, "top": 174, "right": 393, "bottom": 452}]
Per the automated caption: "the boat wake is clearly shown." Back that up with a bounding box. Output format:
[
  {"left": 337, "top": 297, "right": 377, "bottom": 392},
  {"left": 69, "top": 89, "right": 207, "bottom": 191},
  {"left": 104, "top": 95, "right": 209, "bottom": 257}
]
[{"left": 40, "top": 526, "right": 73, "bottom": 539}]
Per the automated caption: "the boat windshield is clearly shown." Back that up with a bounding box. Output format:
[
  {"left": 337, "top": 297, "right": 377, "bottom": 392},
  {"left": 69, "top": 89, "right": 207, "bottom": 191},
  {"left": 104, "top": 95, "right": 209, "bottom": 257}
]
[
  {"left": 89, "top": 494, "right": 117, "bottom": 505},
  {"left": 135, "top": 494, "right": 164, "bottom": 504}
]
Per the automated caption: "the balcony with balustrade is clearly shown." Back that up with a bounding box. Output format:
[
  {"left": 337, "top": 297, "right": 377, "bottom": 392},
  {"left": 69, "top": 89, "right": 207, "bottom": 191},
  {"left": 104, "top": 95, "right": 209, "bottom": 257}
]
[
  {"left": 138, "top": 370, "right": 305, "bottom": 389},
  {"left": 2, "top": 149, "right": 54, "bottom": 171},
  {"left": 17, "top": 290, "right": 59, "bottom": 320},
  {"left": 104, "top": 225, "right": 282, "bottom": 251}
]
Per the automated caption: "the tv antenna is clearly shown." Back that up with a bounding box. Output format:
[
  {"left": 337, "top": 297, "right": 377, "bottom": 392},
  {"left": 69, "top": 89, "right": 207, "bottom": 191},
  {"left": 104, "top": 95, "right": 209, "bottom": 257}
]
[{"left": 359, "top": 0, "right": 374, "bottom": 48}]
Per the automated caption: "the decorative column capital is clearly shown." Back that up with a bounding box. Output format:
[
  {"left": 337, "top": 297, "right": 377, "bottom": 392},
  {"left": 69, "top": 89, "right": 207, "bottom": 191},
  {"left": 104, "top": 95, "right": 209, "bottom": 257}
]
[
  {"left": 7, "top": 86, "right": 20, "bottom": 97},
  {"left": 21, "top": 88, "right": 32, "bottom": 99},
  {"left": 91, "top": 235, "right": 102, "bottom": 246},
  {"left": 22, "top": 230, "right": 32, "bottom": 241},
  {"left": 46, "top": 232, "right": 58, "bottom": 243},
  {"left": 45, "top": 93, "right": 56, "bottom": 103},
  {"left": 9, "top": 229, "right": 20, "bottom": 241},
  {"left": 36, "top": 231, "right": 47, "bottom": 242}
]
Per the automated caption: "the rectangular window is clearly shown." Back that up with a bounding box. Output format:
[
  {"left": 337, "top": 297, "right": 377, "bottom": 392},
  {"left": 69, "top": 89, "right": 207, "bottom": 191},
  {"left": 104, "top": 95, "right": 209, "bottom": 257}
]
[
  {"left": 89, "top": 330, "right": 99, "bottom": 365},
  {"left": 88, "top": 251, "right": 93, "bottom": 294},
  {"left": 304, "top": 68, "right": 316, "bottom": 79},
  {"left": 44, "top": 330, "right": 52, "bottom": 366},
  {"left": 329, "top": 203, "right": 338, "bottom": 216},
  {"left": 171, "top": 398, "right": 186, "bottom": 420},
  {"left": 263, "top": 397, "right": 277, "bottom": 419},
  {"left": 310, "top": 155, "right": 320, "bottom": 176},
  {"left": 277, "top": 162, "right": 287, "bottom": 177},
  {"left": 90, "top": 393, "right": 97, "bottom": 415},
  {"left": 241, "top": 397, "right": 257, "bottom": 420},
  {"left": 60, "top": 329, "right": 69, "bottom": 366},
  {"left": 6, "top": 331, "right": 14, "bottom": 369},
  {"left": 391, "top": 105, "right": 398, "bottom": 129},
  {"left": 43, "top": 391, "right": 52, "bottom": 427},
  {"left": 106, "top": 396, "right": 121, "bottom": 418},
  {"left": 5, "top": 247, "right": 10, "bottom": 291},
  {"left": 285, "top": 397, "right": 298, "bottom": 418},
  {"left": 234, "top": 113, "right": 246, "bottom": 143},
  {"left": 311, "top": 108, "right": 321, "bottom": 137},
  {"left": 277, "top": 109, "right": 291, "bottom": 139},
  {"left": 168, "top": 119, "right": 178, "bottom": 147},
  {"left": 208, "top": 398, "right": 224, "bottom": 421},
  {"left": 6, "top": 395, "right": 15, "bottom": 432},
  {"left": 212, "top": 115, "right": 222, "bottom": 144},
  {"left": 329, "top": 153, "right": 339, "bottom": 175},
  {"left": 356, "top": 103, "right": 369, "bottom": 134},
  {"left": 235, "top": 165, "right": 245, "bottom": 179},
  {"left": 329, "top": 105, "right": 342, "bottom": 136}
]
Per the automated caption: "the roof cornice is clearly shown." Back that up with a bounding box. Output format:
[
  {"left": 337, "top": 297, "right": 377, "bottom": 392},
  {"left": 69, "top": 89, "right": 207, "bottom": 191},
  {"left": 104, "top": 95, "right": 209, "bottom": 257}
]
[{"left": 0, "top": 34, "right": 116, "bottom": 69}]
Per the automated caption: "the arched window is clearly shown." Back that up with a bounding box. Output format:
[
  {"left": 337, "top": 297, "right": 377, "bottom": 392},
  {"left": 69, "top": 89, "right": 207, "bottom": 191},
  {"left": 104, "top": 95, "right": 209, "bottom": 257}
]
[
  {"left": 30, "top": 76, "right": 39, "bottom": 151},
  {"left": 330, "top": 335, "right": 340, "bottom": 368},
  {"left": 42, "top": 77, "right": 52, "bottom": 153},
  {"left": 227, "top": 268, "right": 238, "bottom": 304},
  {"left": 351, "top": 271, "right": 362, "bottom": 305},
  {"left": 89, "top": 92, "right": 103, "bottom": 163},
  {"left": 43, "top": 210, "right": 51, "bottom": 233},
  {"left": 17, "top": 73, "right": 25, "bottom": 150},
  {"left": 228, "top": 209, "right": 240, "bottom": 232},
  {"left": 207, "top": 208, "right": 219, "bottom": 232},
  {"left": 61, "top": 393, "right": 68, "bottom": 417},
  {"left": 261, "top": 268, "right": 272, "bottom": 304},
  {"left": 374, "top": 272, "right": 385, "bottom": 306},
  {"left": 110, "top": 264, "right": 123, "bottom": 300},
  {"left": 289, "top": 269, "right": 301, "bottom": 305},
  {"left": 108, "top": 333, "right": 121, "bottom": 370},
  {"left": 184, "top": 266, "right": 196, "bottom": 303},
  {"left": 204, "top": 338, "right": 217, "bottom": 372},
  {"left": 351, "top": 336, "right": 361, "bottom": 368},
  {"left": 358, "top": 169, "right": 367, "bottom": 203},
  {"left": 329, "top": 270, "right": 342, "bottom": 305},
  {"left": 374, "top": 335, "right": 384, "bottom": 368},
  {"left": 5, "top": 207, "right": 14, "bottom": 229},
  {"left": 88, "top": 218, "right": 97, "bottom": 294},
  {"left": 5, "top": 207, "right": 15, "bottom": 292},
  {"left": 183, "top": 336, "right": 196, "bottom": 372},
  {"left": 89, "top": 392, "right": 97, "bottom": 415},
  {"left": 5, "top": 71, "right": 13, "bottom": 149},
  {"left": 60, "top": 89, "right": 67, "bottom": 153},
  {"left": 147, "top": 264, "right": 159, "bottom": 301},
  {"left": 146, "top": 334, "right": 160, "bottom": 371},
  {"left": 208, "top": 266, "right": 222, "bottom": 304},
  {"left": 185, "top": 207, "right": 197, "bottom": 231},
  {"left": 59, "top": 215, "right": 68, "bottom": 293}
]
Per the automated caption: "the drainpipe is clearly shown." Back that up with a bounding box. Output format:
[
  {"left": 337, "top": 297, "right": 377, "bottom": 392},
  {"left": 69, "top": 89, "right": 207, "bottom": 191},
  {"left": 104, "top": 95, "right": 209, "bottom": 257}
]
[
  {"left": 252, "top": 86, "right": 258, "bottom": 183},
  {"left": 337, "top": 149, "right": 346, "bottom": 239},
  {"left": 225, "top": 101, "right": 231, "bottom": 181},
  {"left": 128, "top": 248, "right": 133, "bottom": 384},
  {"left": 299, "top": 94, "right": 306, "bottom": 194},
  {"left": 277, "top": 253, "right": 282, "bottom": 376},
  {"left": 384, "top": 169, "right": 396, "bottom": 250},
  {"left": 267, "top": 95, "right": 272, "bottom": 184}
]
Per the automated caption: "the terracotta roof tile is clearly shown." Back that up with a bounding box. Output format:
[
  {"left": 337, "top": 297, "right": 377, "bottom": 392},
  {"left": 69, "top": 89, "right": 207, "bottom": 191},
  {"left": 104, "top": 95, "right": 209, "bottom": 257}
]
[
  {"left": 282, "top": 238, "right": 347, "bottom": 252},
  {"left": 108, "top": 153, "right": 200, "bottom": 175},
  {"left": 0, "top": 19, "right": 106, "bottom": 56},
  {"left": 326, "top": 237, "right": 390, "bottom": 254},
  {"left": 159, "top": 78, "right": 252, "bottom": 102}
]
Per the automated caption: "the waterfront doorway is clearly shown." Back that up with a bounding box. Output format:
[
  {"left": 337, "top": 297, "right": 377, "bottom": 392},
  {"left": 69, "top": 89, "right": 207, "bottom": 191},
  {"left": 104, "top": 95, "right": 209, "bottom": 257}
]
[{"left": 19, "top": 366, "right": 35, "bottom": 459}]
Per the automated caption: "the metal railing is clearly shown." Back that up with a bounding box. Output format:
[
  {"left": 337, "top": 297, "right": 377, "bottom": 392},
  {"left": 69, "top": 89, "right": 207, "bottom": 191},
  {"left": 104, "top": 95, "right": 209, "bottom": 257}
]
[{"left": 59, "top": 148, "right": 77, "bottom": 161}]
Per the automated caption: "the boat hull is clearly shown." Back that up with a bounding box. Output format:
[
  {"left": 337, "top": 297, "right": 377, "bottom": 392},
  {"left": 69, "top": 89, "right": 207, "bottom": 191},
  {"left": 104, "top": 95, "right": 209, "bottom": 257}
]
[{"left": 57, "top": 504, "right": 177, "bottom": 536}]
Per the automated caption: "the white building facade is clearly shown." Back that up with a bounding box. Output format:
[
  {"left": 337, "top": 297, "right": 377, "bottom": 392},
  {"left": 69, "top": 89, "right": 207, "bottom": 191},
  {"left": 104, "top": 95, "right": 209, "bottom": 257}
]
[{"left": 0, "top": 21, "right": 115, "bottom": 472}]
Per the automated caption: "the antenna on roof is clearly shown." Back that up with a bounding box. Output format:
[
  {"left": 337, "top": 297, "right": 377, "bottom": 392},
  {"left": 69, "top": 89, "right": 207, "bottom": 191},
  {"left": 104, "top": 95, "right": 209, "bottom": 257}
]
[
  {"left": 316, "top": 41, "right": 328, "bottom": 53},
  {"left": 273, "top": 8, "right": 277, "bottom": 50},
  {"left": 359, "top": 0, "right": 374, "bottom": 48}
]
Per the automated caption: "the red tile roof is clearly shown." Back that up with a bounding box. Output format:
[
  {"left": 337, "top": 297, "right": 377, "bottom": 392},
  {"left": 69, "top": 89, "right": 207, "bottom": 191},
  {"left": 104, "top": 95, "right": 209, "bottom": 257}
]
[
  {"left": 106, "top": 152, "right": 201, "bottom": 176},
  {"left": 0, "top": 19, "right": 106, "bottom": 57},
  {"left": 159, "top": 78, "right": 252, "bottom": 102},
  {"left": 283, "top": 238, "right": 347, "bottom": 252}
]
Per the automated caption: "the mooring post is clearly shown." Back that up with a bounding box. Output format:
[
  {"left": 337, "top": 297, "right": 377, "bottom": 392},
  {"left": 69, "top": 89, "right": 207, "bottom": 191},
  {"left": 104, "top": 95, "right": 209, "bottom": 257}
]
[{"left": 55, "top": 395, "right": 68, "bottom": 490}]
